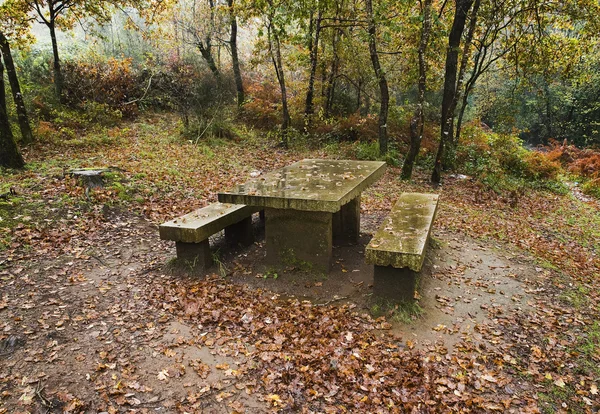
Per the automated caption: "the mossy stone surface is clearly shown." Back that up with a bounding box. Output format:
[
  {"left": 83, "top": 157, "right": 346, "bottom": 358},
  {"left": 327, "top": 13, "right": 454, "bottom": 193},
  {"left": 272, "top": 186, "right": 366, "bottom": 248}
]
[
  {"left": 365, "top": 193, "right": 439, "bottom": 272},
  {"left": 159, "top": 203, "right": 258, "bottom": 243},
  {"left": 218, "top": 159, "right": 386, "bottom": 213},
  {"left": 265, "top": 207, "right": 332, "bottom": 272}
]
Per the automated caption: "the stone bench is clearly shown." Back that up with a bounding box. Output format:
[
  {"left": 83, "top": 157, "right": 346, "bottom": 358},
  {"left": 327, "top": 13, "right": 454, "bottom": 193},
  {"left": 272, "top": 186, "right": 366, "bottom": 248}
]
[
  {"left": 365, "top": 193, "right": 439, "bottom": 301},
  {"left": 159, "top": 203, "right": 261, "bottom": 268}
]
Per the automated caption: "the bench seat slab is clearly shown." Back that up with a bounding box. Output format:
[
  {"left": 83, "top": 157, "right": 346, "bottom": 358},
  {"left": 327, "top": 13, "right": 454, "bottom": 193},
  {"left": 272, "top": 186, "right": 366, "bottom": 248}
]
[
  {"left": 366, "top": 193, "right": 439, "bottom": 272},
  {"left": 159, "top": 203, "right": 258, "bottom": 244}
]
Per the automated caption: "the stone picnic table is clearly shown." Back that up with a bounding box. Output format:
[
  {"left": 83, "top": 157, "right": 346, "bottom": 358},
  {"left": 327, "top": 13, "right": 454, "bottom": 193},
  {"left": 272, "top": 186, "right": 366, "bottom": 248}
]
[{"left": 218, "top": 159, "right": 386, "bottom": 271}]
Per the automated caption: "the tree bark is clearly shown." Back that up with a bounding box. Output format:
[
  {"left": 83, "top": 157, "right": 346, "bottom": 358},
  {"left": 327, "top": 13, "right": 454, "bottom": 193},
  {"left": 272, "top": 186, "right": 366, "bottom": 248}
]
[
  {"left": 401, "top": 0, "right": 432, "bottom": 180},
  {"left": 268, "top": 23, "right": 291, "bottom": 147},
  {"left": 196, "top": 0, "right": 221, "bottom": 82},
  {"left": 0, "top": 32, "right": 34, "bottom": 145},
  {"left": 228, "top": 0, "right": 244, "bottom": 107},
  {"left": 0, "top": 53, "right": 25, "bottom": 169},
  {"left": 197, "top": 43, "right": 221, "bottom": 81},
  {"left": 304, "top": 8, "right": 322, "bottom": 121},
  {"left": 324, "top": 28, "right": 340, "bottom": 117},
  {"left": 366, "top": 0, "right": 389, "bottom": 155},
  {"left": 48, "top": 22, "right": 64, "bottom": 101},
  {"left": 432, "top": 0, "right": 474, "bottom": 183},
  {"left": 446, "top": 0, "right": 480, "bottom": 154}
]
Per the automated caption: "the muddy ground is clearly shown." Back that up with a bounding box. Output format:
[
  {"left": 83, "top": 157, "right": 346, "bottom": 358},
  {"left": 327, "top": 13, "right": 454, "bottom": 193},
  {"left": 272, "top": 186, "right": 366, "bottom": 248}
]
[{"left": 0, "top": 206, "right": 545, "bottom": 413}]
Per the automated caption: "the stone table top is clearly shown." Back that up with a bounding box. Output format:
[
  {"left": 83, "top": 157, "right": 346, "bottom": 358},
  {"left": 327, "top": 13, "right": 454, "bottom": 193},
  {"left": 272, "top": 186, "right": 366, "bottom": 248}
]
[
  {"left": 365, "top": 193, "right": 439, "bottom": 272},
  {"left": 218, "top": 159, "right": 387, "bottom": 212}
]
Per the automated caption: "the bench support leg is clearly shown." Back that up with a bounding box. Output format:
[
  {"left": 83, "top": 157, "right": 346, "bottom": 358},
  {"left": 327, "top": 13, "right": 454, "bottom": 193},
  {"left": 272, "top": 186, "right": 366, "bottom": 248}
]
[
  {"left": 175, "top": 240, "right": 212, "bottom": 269},
  {"left": 225, "top": 216, "right": 254, "bottom": 246},
  {"left": 333, "top": 195, "right": 360, "bottom": 245},
  {"left": 265, "top": 208, "right": 332, "bottom": 273},
  {"left": 373, "top": 265, "right": 416, "bottom": 301}
]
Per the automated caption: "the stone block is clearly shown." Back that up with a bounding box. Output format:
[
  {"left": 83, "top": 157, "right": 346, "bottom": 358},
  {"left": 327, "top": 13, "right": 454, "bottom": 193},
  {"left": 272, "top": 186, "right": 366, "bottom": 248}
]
[
  {"left": 265, "top": 208, "right": 332, "bottom": 272},
  {"left": 373, "top": 265, "right": 416, "bottom": 301},
  {"left": 333, "top": 195, "right": 360, "bottom": 245},
  {"left": 225, "top": 216, "right": 254, "bottom": 246},
  {"left": 175, "top": 240, "right": 212, "bottom": 269}
]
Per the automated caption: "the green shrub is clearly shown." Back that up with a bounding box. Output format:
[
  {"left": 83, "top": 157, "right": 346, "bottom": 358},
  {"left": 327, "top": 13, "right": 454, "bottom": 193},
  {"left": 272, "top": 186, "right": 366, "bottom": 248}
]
[
  {"left": 355, "top": 141, "right": 380, "bottom": 161},
  {"left": 354, "top": 141, "right": 401, "bottom": 166},
  {"left": 455, "top": 124, "right": 565, "bottom": 193},
  {"left": 582, "top": 178, "right": 600, "bottom": 199}
]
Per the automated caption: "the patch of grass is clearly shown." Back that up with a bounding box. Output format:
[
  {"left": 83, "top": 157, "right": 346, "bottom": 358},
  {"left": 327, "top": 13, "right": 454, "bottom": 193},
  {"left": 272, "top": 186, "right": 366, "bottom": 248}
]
[
  {"left": 369, "top": 298, "right": 423, "bottom": 324},
  {"left": 559, "top": 284, "right": 589, "bottom": 309},
  {"left": 535, "top": 258, "right": 560, "bottom": 272},
  {"left": 571, "top": 321, "right": 600, "bottom": 377},
  {"left": 212, "top": 250, "right": 228, "bottom": 277},
  {"left": 280, "top": 248, "right": 314, "bottom": 272},
  {"left": 538, "top": 382, "right": 578, "bottom": 414},
  {"left": 263, "top": 268, "right": 279, "bottom": 279}
]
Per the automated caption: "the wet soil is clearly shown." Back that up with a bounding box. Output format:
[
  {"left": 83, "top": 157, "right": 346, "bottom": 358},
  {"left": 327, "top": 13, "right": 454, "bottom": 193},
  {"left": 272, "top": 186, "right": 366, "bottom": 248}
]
[{"left": 0, "top": 209, "right": 542, "bottom": 413}]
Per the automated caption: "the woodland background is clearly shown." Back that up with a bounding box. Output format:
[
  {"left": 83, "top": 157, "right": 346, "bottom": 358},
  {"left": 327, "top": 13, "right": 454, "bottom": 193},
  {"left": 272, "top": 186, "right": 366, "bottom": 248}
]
[{"left": 1, "top": 0, "right": 600, "bottom": 413}]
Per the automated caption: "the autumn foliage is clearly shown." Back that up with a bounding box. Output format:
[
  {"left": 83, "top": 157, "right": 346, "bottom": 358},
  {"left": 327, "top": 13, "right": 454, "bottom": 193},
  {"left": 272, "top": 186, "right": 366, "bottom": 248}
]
[{"left": 62, "top": 57, "right": 140, "bottom": 118}]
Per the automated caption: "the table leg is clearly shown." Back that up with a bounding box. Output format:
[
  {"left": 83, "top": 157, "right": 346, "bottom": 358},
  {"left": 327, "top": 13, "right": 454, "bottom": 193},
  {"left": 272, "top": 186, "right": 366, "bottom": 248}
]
[
  {"left": 265, "top": 208, "right": 332, "bottom": 272},
  {"left": 333, "top": 195, "right": 360, "bottom": 245}
]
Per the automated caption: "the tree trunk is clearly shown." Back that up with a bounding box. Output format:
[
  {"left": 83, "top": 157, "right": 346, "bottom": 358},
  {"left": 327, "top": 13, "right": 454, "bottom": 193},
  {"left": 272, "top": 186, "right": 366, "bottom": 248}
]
[
  {"left": 455, "top": 89, "right": 469, "bottom": 144},
  {"left": 356, "top": 79, "right": 362, "bottom": 112},
  {"left": 268, "top": 23, "right": 290, "bottom": 147},
  {"left": 324, "top": 29, "right": 340, "bottom": 117},
  {"left": 304, "top": 8, "right": 322, "bottom": 121},
  {"left": 0, "top": 54, "right": 24, "bottom": 169},
  {"left": 446, "top": 0, "right": 480, "bottom": 155},
  {"left": 228, "top": 0, "right": 244, "bottom": 106},
  {"left": 366, "top": 0, "right": 389, "bottom": 155},
  {"left": 48, "top": 21, "right": 64, "bottom": 101},
  {"left": 0, "top": 32, "right": 34, "bottom": 145},
  {"left": 432, "top": 0, "right": 474, "bottom": 183},
  {"left": 401, "top": 0, "right": 432, "bottom": 180},
  {"left": 197, "top": 42, "right": 221, "bottom": 82}
]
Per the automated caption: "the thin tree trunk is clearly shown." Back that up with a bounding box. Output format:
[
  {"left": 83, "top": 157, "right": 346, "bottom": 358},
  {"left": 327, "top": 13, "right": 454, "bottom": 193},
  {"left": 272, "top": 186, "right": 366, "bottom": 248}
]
[
  {"left": 268, "top": 23, "right": 290, "bottom": 147},
  {"left": 446, "top": 0, "right": 480, "bottom": 154},
  {"left": 197, "top": 43, "right": 221, "bottom": 81},
  {"left": 48, "top": 22, "right": 64, "bottom": 101},
  {"left": 455, "top": 58, "right": 481, "bottom": 143},
  {"left": 196, "top": 0, "right": 221, "bottom": 82},
  {"left": 432, "top": 0, "right": 474, "bottom": 183},
  {"left": 366, "top": 0, "right": 389, "bottom": 155},
  {"left": 304, "top": 8, "right": 322, "bottom": 121},
  {"left": 455, "top": 88, "right": 469, "bottom": 144},
  {"left": 228, "top": 0, "right": 244, "bottom": 106},
  {"left": 543, "top": 74, "right": 553, "bottom": 138},
  {"left": 0, "top": 32, "right": 34, "bottom": 145},
  {"left": 356, "top": 79, "right": 362, "bottom": 112},
  {"left": 324, "top": 29, "right": 340, "bottom": 117},
  {"left": 0, "top": 53, "right": 24, "bottom": 169},
  {"left": 401, "top": 0, "right": 432, "bottom": 180}
]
